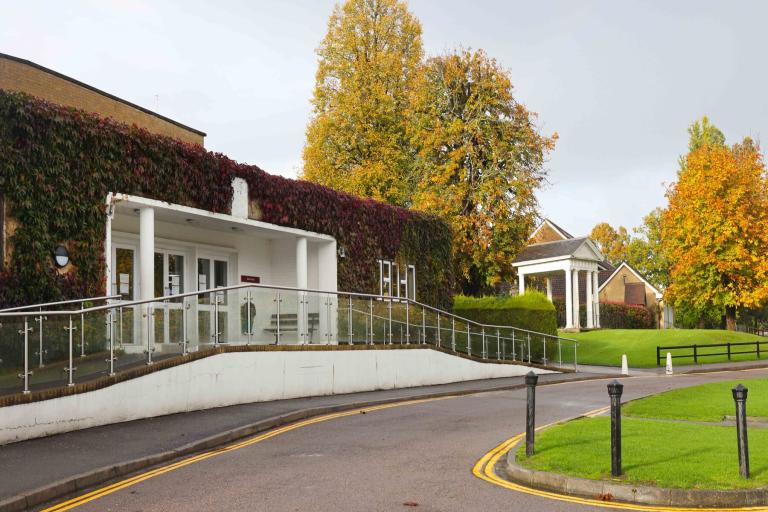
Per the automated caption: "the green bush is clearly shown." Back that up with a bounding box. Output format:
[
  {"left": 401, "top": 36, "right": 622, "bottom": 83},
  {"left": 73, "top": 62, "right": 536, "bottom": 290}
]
[{"left": 453, "top": 291, "right": 557, "bottom": 336}]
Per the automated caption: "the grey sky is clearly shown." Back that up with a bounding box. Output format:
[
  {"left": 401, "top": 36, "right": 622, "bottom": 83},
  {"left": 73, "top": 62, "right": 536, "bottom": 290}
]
[{"left": 3, "top": 1, "right": 766, "bottom": 237}]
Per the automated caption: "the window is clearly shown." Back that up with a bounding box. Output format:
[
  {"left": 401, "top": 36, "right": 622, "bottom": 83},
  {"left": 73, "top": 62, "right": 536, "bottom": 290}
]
[{"left": 378, "top": 260, "right": 416, "bottom": 300}]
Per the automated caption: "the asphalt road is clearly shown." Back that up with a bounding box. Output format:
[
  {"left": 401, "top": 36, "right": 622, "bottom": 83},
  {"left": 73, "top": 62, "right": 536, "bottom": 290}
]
[{"left": 40, "top": 368, "right": 768, "bottom": 512}]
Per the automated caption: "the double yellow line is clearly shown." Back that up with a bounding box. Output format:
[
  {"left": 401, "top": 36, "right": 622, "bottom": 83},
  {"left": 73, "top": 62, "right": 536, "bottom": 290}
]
[
  {"left": 471, "top": 415, "right": 768, "bottom": 512},
  {"left": 42, "top": 396, "right": 452, "bottom": 511}
]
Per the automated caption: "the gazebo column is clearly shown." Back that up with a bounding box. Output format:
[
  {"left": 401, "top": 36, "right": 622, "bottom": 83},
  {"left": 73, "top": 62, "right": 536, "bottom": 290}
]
[
  {"left": 564, "top": 268, "right": 573, "bottom": 328},
  {"left": 545, "top": 277, "right": 552, "bottom": 301},
  {"left": 593, "top": 271, "right": 601, "bottom": 328},
  {"left": 518, "top": 270, "right": 526, "bottom": 296},
  {"left": 572, "top": 268, "right": 581, "bottom": 329},
  {"left": 586, "top": 269, "right": 594, "bottom": 328}
]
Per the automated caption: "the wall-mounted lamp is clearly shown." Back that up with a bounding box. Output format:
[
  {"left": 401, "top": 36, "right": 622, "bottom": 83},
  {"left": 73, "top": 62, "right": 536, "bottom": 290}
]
[
  {"left": 53, "top": 245, "right": 70, "bottom": 268},
  {"left": 337, "top": 245, "right": 346, "bottom": 259}
]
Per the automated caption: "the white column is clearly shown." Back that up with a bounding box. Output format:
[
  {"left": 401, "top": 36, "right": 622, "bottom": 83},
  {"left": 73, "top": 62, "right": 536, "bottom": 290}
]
[
  {"left": 518, "top": 270, "right": 526, "bottom": 296},
  {"left": 564, "top": 268, "right": 573, "bottom": 328},
  {"left": 296, "top": 237, "right": 308, "bottom": 289},
  {"left": 104, "top": 194, "right": 114, "bottom": 296},
  {"left": 139, "top": 208, "right": 155, "bottom": 301},
  {"left": 139, "top": 207, "right": 155, "bottom": 350},
  {"left": 585, "top": 269, "right": 594, "bottom": 328},
  {"left": 572, "top": 269, "right": 580, "bottom": 329},
  {"left": 593, "top": 271, "right": 601, "bottom": 328},
  {"left": 545, "top": 277, "right": 552, "bottom": 301},
  {"left": 296, "top": 237, "right": 308, "bottom": 344}
]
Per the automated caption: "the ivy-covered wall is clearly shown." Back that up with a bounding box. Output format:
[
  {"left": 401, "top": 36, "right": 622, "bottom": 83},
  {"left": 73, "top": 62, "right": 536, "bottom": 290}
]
[{"left": 0, "top": 91, "right": 453, "bottom": 309}]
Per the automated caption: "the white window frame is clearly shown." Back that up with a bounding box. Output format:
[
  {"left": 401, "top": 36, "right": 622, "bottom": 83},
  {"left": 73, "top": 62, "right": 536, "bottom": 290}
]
[{"left": 378, "top": 259, "right": 416, "bottom": 300}]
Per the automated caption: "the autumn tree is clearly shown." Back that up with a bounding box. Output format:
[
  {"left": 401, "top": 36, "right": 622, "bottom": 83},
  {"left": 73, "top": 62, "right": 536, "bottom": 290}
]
[
  {"left": 678, "top": 115, "right": 725, "bottom": 171},
  {"left": 408, "top": 49, "right": 556, "bottom": 294},
  {"left": 302, "top": 0, "right": 423, "bottom": 206},
  {"left": 663, "top": 138, "right": 768, "bottom": 330},
  {"left": 589, "top": 222, "right": 630, "bottom": 265}
]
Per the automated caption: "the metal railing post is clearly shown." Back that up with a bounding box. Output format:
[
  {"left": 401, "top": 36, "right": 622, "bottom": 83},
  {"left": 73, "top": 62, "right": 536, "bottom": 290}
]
[
  {"left": 512, "top": 330, "right": 516, "bottom": 360},
  {"left": 19, "top": 318, "right": 32, "bottom": 394},
  {"left": 369, "top": 298, "right": 374, "bottom": 345},
  {"left": 276, "top": 290, "right": 282, "bottom": 345},
  {"left": 213, "top": 295, "right": 220, "bottom": 346},
  {"left": 107, "top": 310, "right": 116, "bottom": 376},
  {"left": 482, "top": 327, "right": 486, "bottom": 359},
  {"left": 146, "top": 304, "right": 154, "bottom": 365},
  {"left": 467, "top": 324, "right": 472, "bottom": 357},
  {"left": 119, "top": 306, "right": 124, "bottom": 347},
  {"left": 80, "top": 312, "right": 86, "bottom": 357},
  {"left": 574, "top": 343, "right": 578, "bottom": 371},
  {"left": 387, "top": 299, "right": 393, "bottom": 345},
  {"left": 436, "top": 314, "right": 441, "bottom": 348},
  {"left": 527, "top": 333, "right": 531, "bottom": 364},
  {"left": 245, "top": 290, "right": 253, "bottom": 345},
  {"left": 558, "top": 339, "right": 562, "bottom": 368},
  {"left": 496, "top": 329, "right": 500, "bottom": 360},
  {"left": 450, "top": 317, "right": 456, "bottom": 352},
  {"left": 405, "top": 301, "right": 410, "bottom": 344},
  {"left": 36, "top": 307, "right": 45, "bottom": 368},
  {"left": 64, "top": 315, "right": 76, "bottom": 387},
  {"left": 181, "top": 301, "right": 189, "bottom": 356},
  {"left": 543, "top": 336, "right": 547, "bottom": 365},
  {"left": 421, "top": 307, "right": 426, "bottom": 345},
  {"left": 347, "top": 295, "right": 353, "bottom": 345}
]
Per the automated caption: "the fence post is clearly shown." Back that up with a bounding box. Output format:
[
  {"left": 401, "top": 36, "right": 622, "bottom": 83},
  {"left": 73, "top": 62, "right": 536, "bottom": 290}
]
[
  {"left": 608, "top": 380, "right": 624, "bottom": 477},
  {"left": 525, "top": 371, "right": 538, "bottom": 457},
  {"left": 733, "top": 384, "right": 750, "bottom": 478},
  {"left": 656, "top": 346, "right": 661, "bottom": 367},
  {"left": 693, "top": 344, "right": 698, "bottom": 364},
  {"left": 757, "top": 341, "right": 761, "bottom": 359},
  {"left": 728, "top": 342, "right": 732, "bottom": 361}
]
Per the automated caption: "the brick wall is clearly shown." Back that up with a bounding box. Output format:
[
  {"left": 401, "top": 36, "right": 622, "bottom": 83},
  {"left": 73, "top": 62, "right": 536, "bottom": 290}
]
[{"left": 0, "top": 55, "right": 204, "bottom": 146}]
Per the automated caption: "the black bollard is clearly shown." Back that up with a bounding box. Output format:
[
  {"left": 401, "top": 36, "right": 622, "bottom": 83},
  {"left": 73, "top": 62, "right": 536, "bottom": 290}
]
[
  {"left": 608, "top": 380, "right": 624, "bottom": 477},
  {"left": 732, "top": 384, "right": 750, "bottom": 478},
  {"left": 525, "top": 371, "right": 538, "bottom": 457}
]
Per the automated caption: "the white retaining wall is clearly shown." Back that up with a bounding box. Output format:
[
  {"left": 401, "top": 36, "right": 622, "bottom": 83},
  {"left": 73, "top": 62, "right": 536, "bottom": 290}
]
[{"left": 0, "top": 349, "right": 553, "bottom": 445}]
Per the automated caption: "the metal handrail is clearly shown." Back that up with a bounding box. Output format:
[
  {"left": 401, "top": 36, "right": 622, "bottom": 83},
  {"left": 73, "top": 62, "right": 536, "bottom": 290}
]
[
  {"left": 0, "top": 294, "right": 121, "bottom": 312},
  {"left": 0, "top": 282, "right": 578, "bottom": 394}
]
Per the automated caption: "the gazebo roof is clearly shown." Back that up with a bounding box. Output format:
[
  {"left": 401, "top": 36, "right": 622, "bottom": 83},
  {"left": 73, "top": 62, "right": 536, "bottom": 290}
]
[{"left": 513, "top": 237, "right": 589, "bottom": 262}]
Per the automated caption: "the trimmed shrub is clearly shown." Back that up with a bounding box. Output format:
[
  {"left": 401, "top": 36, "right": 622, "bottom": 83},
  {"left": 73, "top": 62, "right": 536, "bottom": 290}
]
[
  {"left": 552, "top": 299, "right": 655, "bottom": 329},
  {"left": 453, "top": 291, "right": 557, "bottom": 336},
  {"left": 0, "top": 91, "right": 453, "bottom": 309}
]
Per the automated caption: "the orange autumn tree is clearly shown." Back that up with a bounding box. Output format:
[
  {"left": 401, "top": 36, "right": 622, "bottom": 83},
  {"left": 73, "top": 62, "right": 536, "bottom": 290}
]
[{"left": 663, "top": 138, "right": 768, "bottom": 330}]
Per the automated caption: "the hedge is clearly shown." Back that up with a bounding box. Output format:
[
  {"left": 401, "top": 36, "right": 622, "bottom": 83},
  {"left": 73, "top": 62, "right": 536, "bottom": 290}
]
[
  {"left": 0, "top": 91, "right": 454, "bottom": 309},
  {"left": 453, "top": 291, "right": 557, "bottom": 336},
  {"left": 553, "top": 299, "right": 655, "bottom": 329}
]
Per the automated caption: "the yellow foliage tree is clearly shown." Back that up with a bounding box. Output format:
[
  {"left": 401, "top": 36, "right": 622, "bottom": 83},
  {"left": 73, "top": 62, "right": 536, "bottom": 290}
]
[
  {"left": 408, "top": 49, "right": 556, "bottom": 294},
  {"left": 302, "top": 0, "right": 423, "bottom": 206},
  {"left": 663, "top": 139, "right": 768, "bottom": 330},
  {"left": 589, "top": 222, "right": 630, "bottom": 265}
]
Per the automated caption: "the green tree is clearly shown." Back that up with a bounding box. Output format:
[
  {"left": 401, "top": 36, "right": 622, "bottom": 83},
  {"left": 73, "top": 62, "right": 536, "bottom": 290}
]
[
  {"left": 302, "top": 0, "right": 423, "bottom": 206},
  {"left": 678, "top": 115, "right": 725, "bottom": 170},
  {"left": 625, "top": 208, "right": 669, "bottom": 289},
  {"left": 408, "top": 49, "right": 557, "bottom": 294}
]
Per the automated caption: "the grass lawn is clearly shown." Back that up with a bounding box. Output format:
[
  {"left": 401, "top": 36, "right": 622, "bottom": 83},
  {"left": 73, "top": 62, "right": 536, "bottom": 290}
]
[
  {"left": 560, "top": 328, "right": 764, "bottom": 367},
  {"left": 517, "top": 416, "right": 768, "bottom": 489},
  {"left": 517, "top": 377, "right": 768, "bottom": 489},
  {"left": 624, "top": 377, "right": 768, "bottom": 421}
]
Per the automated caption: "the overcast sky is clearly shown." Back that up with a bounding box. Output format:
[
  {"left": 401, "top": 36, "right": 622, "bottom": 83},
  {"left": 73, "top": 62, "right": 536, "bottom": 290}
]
[{"left": 3, "top": 0, "right": 767, "bottom": 236}]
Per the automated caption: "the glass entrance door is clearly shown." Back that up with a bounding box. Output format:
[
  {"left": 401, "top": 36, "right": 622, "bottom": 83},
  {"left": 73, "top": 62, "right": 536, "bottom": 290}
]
[
  {"left": 197, "top": 257, "right": 229, "bottom": 344},
  {"left": 153, "top": 251, "right": 185, "bottom": 346},
  {"left": 111, "top": 246, "right": 138, "bottom": 345}
]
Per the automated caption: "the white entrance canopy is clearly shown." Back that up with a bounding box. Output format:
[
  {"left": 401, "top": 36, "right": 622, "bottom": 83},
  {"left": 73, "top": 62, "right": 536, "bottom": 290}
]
[{"left": 512, "top": 237, "right": 605, "bottom": 330}]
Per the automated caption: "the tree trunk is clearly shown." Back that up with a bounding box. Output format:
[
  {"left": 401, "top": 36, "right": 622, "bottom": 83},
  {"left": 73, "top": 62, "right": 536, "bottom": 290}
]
[{"left": 726, "top": 306, "right": 737, "bottom": 331}]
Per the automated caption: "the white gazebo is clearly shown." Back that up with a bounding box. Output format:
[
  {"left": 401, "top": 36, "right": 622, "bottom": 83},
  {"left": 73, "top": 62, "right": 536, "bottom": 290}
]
[{"left": 512, "top": 237, "right": 606, "bottom": 330}]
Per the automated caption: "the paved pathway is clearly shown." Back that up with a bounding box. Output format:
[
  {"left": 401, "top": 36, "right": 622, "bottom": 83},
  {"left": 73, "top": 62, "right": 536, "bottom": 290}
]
[{"left": 29, "top": 367, "right": 768, "bottom": 511}]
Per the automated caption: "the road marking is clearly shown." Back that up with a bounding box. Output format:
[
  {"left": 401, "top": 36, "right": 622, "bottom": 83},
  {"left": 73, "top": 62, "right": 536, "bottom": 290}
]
[
  {"left": 472, "top": 425, "right": 768, "bottom": 511},
  {"left": 40, "top": 396, "right": 453, "bottom": 512}
]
